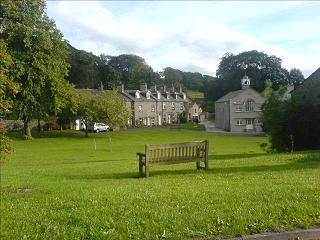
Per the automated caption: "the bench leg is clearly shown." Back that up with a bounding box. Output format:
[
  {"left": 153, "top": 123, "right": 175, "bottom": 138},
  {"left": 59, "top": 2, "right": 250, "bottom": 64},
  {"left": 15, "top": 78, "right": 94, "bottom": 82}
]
[
  {"left": 196, "top": 160, "right": 201, "bottom": 170},
  {"left": 139, "top": 159, "right": 144, "bottom": 178},
  {"left": 145, "top": 164, "right": 149, "bottom": 178}
]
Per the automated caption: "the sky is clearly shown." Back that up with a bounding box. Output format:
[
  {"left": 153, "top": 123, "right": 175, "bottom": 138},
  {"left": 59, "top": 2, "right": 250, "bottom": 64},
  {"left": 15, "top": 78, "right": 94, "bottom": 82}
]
[{"left": 46, "top": 1, "right": 320, "bottom": 77}]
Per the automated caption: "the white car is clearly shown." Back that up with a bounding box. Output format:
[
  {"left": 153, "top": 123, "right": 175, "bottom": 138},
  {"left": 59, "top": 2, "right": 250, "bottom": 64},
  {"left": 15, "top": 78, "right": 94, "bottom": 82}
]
[{"left": 92, "top": 123, "right": 110, "bottom": 133}]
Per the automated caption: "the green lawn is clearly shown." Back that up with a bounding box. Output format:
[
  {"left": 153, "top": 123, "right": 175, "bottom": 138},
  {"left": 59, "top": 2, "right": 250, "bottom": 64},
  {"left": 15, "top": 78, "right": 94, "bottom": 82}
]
[
  {"left": 1, "top": 129, "right": 320, "bottom": 239},
  {"left": 187, "top": 90, "right": 204, "bottom": 99}
]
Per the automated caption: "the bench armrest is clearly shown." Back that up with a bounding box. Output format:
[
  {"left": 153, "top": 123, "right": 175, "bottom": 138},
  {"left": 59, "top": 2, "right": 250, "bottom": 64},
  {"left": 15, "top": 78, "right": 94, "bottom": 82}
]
[{"left": 136, "top": 152, "right": 146, "bottom": 157}]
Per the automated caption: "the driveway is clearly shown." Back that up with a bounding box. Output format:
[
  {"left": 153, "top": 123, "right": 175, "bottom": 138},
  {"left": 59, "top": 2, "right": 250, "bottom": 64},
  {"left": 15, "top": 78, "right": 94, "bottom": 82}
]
[{"left": 200, "top": 120, "right": 266, "bottom": 136}]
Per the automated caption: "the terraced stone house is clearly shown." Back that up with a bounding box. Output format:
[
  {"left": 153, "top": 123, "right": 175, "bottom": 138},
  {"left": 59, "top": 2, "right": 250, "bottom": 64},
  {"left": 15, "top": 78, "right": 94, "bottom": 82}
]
[{"left": 118, "top": 84, "right": 189, "bottom": 127}]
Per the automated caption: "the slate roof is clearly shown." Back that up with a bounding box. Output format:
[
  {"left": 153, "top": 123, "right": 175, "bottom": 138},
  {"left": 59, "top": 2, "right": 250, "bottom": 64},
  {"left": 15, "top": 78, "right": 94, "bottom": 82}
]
[
  {"left": 120, "top": 90, "right": 187, "bottom": 102},
  {"left": 215, "top": 89, "right": 244, "bottom": 103},
  {"left": 291, "top": 67, "right": 320, "bottom": 93}
]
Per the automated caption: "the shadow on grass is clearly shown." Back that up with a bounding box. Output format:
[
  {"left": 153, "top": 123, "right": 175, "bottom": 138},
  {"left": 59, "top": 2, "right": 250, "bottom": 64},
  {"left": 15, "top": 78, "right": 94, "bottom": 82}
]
[
  {"left": 209, "top": 153, "right": 268, "bottom": 160},
  {"left": 67, "top": 153, "right": 320, "bottom": 180},
  {"left": 7, "top": 130, "right": 109, "bottom": 140}
]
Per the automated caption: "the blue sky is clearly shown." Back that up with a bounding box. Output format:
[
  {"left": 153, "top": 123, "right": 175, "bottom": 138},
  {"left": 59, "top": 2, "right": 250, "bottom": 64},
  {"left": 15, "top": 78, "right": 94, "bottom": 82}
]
[{"left": 46, "top": 1, "right": 320, "bottom": 77}]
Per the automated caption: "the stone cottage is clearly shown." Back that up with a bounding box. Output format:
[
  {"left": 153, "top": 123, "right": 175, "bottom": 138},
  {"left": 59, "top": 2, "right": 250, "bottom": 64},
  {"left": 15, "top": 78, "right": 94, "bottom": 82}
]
[{"left": 215, "top": 75, "right": 266, "bottom": 132}]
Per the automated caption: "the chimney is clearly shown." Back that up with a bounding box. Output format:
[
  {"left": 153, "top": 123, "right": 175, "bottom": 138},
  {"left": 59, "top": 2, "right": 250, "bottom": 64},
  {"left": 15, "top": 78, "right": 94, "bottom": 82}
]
[
  {"left": 118, "top": 84, "right": 124, "bottom": 93},
  {"left": 151, "top": 84, "right": 157, "bottom": 92},
  {"left": 140, "top": 83, "right": 147, "bottom": 91}
]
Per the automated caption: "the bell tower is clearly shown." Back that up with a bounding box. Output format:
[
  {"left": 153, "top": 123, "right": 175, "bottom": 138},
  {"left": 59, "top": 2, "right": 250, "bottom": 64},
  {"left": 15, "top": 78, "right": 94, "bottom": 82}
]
[{"left": 241, "top": 75, "right": 251, "bottom": 89}]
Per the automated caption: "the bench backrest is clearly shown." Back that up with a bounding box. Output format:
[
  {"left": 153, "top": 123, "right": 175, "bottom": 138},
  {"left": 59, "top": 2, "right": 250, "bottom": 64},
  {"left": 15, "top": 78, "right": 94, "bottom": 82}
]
[{"left": 145, "top": 140, "right": 208, "bottom": 165}]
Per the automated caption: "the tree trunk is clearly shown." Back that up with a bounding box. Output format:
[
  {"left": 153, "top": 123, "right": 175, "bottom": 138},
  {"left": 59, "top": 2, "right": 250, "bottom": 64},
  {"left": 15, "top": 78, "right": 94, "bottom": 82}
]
[
  {"left": 37, "top": 119, "right": 41, "bottom": 132},
  {"left": 85, "top": 126, "right": 88, "bottom": 137},
  {"left": 23, "top": 119, "right": 32, "bottom": 138}
]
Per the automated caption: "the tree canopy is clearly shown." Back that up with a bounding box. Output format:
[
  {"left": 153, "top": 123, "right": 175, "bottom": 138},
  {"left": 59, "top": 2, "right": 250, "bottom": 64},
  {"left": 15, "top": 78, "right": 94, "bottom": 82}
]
[
  {"left": 1, "top": 0, "right": 73, "bottom": 138},
  {"left": 205, "top": 50, "right": 290, "bottom": 102}
]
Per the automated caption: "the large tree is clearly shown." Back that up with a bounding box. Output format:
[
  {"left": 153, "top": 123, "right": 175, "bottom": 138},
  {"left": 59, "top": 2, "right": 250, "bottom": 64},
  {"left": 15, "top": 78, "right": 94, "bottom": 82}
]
[
  {"left": 107, "top": 54, "right": 159, "bottom": 89},
  {"left": 1, "top": 0, "right": 72, "bottom": 138},
  {"left": 0, "top": 40, "right": 17, "bottom": 160},
  {"left": 211, "top": 50, "right": 291, "bottom": 101},
  {"left": 288, "top": 68, "right": 304, "bottom": 87}
]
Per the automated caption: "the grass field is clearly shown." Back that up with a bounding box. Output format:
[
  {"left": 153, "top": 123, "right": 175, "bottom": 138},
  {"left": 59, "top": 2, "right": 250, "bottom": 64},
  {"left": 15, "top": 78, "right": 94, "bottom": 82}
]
[
  {"left": 1, "top": 129, "right": 320, "bottom": 239},
  {"left": 186, "top": 91, "right": 204, "bottom": 99}
]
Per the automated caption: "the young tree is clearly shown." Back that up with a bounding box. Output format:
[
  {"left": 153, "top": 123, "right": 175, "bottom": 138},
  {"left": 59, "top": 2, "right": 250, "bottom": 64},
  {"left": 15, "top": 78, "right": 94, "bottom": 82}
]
[
  {"left": 1, "top": 0, "right": 72, "bottom": 138},
  {"left": 76, "top": 90, "right": 131, "bottom": 137}
]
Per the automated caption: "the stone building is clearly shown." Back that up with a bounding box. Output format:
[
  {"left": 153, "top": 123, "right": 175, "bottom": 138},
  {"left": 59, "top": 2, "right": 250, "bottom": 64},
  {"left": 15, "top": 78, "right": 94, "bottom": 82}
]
[
  {"left": 215, "top": 75, "right": 266, "bottom": 132},
  {"left": 292, "top": 68, "right": 320, "bottom": 106},
  {"left": 118, "top": 84, "right": 188, "bottom": 127}
]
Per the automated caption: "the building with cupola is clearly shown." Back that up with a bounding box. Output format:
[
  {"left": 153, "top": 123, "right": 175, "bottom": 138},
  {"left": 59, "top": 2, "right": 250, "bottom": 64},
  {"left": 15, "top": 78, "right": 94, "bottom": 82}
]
[{"left": 215, "top": 75, "right": 266, "bottom": 132}]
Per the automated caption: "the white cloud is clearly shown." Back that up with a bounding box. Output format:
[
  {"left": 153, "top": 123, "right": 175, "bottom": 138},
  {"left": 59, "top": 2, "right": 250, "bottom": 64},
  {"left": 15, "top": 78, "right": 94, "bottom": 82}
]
[{"left": 47, "top": 1, "right": 320, "bottom": 77}]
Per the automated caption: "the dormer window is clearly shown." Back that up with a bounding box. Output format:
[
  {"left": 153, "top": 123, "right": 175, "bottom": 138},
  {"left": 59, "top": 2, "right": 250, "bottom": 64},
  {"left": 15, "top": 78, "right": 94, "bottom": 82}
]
[
  {"left": 182, "top": 93, "right": 186, "bottom": 100},
  {"left": 146, "top": 91, "right": 151, "bottom": 99},
  {"left": 175, "top": 93, "right": 178, "bottom": 99},
  {"left": 157, "top": 91, "right": 161, "bottom": 99},
  {"left": 166, "top": 92, "right": 170, "bottom": 99},
  {"left": 135, "top": 90, "right": 140, "bottom": 99}
]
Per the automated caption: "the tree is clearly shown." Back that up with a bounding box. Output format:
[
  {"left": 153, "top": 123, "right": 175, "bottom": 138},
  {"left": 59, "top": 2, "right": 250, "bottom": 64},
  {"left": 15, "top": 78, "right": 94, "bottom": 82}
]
[
  {"left": 67, "top": 44, "right": 102, "bottom": 89},
  {"left": 2, "top": 0, "right": 72, "bottom": 138},
  {"left": 162, "top": 67, "right": 183, "bottom": 87},
  {"left": 211, "top": 50, "right": 290, "bottom": 102},
  {"left": 289, "top": 68, "right": 304, "bottom": 87},
  {"left": 0, "top": 40, "right": 17, "bottom": 160},
  {"left": 261, "top": 88, "right": 320, "bottom": 152},
  {"left": 107, "top": 54, "right": 158, "bottom": 89},
  {"left": 76, "top": 90, "right": 131, "bottom": 137}
]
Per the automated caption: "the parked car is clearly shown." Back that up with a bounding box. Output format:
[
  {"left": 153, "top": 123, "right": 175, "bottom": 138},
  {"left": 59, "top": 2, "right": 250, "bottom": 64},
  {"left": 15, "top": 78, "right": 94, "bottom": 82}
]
[{"left": 88, "top": 123, "right": 110, "bottom": 133}]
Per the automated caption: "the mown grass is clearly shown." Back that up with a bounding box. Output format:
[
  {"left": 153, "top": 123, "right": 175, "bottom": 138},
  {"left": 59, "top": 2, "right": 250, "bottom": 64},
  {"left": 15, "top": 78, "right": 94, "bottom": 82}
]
[
  {"left": 1, "top": 129, "right": 320, "bottom": 239},
  {"left": 179, "top": 123, "right": 205, "bottom": 131}
]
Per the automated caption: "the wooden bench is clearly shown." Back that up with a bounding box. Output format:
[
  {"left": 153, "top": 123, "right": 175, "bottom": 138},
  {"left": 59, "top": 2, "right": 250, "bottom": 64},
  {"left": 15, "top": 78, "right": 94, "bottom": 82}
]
[{"left": 137, "top": 140, "right": 209, "bottom": 177}]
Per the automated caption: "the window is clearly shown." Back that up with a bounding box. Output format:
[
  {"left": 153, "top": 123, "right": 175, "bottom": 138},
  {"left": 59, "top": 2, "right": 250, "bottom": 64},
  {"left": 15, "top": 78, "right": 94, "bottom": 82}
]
[
  {"left": 138, "top": 105, "right": 142, "bottom": 111},
  {"left": 172, "top": 103, "right": 175, "bottom": 110},
  {"left": 146, "top": 91, "right": 151, "bottom": 99},
  {"left": 163, "top": 103, "right": 166, "bottom": 110},
  {"left": 235, "top": 105, "right": 242, "bottom": 112},
  {"left": 245, "top": 99, "right": 254, "bottom": 112},
  {"left": 246, "top": 119, "right": 253, "bottom": 125},
  {"left": 194, "top": 108, "right": 197, "bottom": 113},
  {"left": 151, "top": 106, "right": 155, "bottom": 112},
  {"left": 180, "top": 105, "right": 183, "bottom": 110},
  {"left": 236, "top": 119, "right": 243, "bottom": 125}
]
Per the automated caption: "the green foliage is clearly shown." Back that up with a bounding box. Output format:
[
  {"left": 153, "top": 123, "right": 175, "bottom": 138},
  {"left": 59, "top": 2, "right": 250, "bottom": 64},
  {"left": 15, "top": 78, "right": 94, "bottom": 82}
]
[
  {"left": 2, "top": 130, "right": 320, "bottom": 239},
  {"left": 1, "top": 0, "right": 72, "bottom": 138},
  {"left": 76, "top": 90, "right": 131, "bottom": 136},
  {"left": 207, "top": 50, "right": 293, "bottom": 102},
  {"left": 67, "top": 44, "right": 102, "bottom": 89},
  {"left": 108, "top": 54, "right": 160, "bottom": 89},
  {"left": 289, "top": 68, "right": 304, "bottom": 86},
  {"left": 261, "top": 89, "right": 296, "bottom": 152},
  {"left": 0, "top": 40, "right": 17, "bottom": 160},
  {"left": 202, "top": 101, "right": 215, "bottom": 113},
  {"left": 261, "top": 80, "right": 273, "bottom": 98}
]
